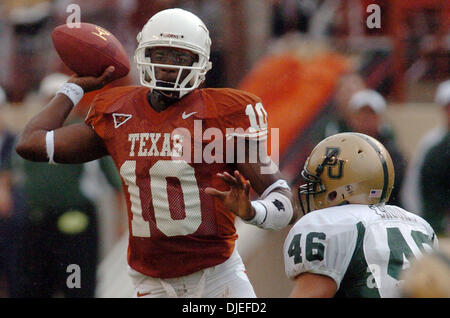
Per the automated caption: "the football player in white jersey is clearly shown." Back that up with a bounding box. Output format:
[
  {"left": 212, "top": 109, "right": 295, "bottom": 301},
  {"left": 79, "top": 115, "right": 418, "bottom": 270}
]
[{"left": 283, "top": 132, "right": 438, "bottom": 297}]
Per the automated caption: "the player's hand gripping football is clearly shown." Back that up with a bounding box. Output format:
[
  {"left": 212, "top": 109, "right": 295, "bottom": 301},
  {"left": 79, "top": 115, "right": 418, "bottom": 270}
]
[
  {"left": 205, "top": 170, "right": 255, "bottom": 221},
  {"left": 68, "top": 66, "right": 116, "bottom": 93}
]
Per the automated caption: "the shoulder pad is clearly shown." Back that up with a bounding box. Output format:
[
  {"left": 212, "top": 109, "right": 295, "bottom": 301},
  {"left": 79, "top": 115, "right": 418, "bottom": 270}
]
[
  {"left": 90, "top": 86, "right": 144, "bottom": 114},
  {"left": 202, "top": 88, "right": 261, "bottom": 116}
]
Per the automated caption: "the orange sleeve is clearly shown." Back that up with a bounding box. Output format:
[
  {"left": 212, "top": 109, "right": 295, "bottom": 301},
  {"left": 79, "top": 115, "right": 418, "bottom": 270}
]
[
  {"left": 84, "top": 86, "right": 138, "bottom": 139},
  {"left": 84, "top": 93, "right": 110, "bottom": 140},
  {"left": 210, "top": 88, "right": 268, "bottom": 141}
]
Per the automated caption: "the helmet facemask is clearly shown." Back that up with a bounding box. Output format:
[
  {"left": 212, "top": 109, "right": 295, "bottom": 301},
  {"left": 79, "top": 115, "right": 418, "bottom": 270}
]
[
  {"left": 298, "top": 149, "right": 339, "bottom": 215},
  {"left": 135, "top": 43, "right": 211, "bottom": 98}
]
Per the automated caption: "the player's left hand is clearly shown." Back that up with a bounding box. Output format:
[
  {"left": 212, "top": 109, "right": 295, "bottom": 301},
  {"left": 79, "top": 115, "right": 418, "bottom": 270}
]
[{"left": 205, "top": 170, "right": 255, "bottom": 221}]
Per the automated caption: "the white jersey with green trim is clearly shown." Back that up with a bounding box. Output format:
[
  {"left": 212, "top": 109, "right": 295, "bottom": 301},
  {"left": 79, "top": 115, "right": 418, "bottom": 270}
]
[{"left": 283, "top": 204, "right": 438, "bottom": 297}]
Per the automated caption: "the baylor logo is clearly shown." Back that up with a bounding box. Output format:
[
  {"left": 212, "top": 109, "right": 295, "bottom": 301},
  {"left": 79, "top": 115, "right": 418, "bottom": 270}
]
[{"left": 325, "top": 147, "right": 343, "bottom": 179}]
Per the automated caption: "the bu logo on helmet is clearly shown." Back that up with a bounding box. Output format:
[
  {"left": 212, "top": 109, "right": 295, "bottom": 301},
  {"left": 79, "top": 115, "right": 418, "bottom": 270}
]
[{"left": 325, "top": 147, "right": 344, "bottom": 179}]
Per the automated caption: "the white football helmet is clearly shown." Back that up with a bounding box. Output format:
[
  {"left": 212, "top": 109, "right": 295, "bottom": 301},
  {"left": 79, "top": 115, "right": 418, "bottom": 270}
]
[{"left": 134, "top": 8, "right": 212, "bottom": 98}]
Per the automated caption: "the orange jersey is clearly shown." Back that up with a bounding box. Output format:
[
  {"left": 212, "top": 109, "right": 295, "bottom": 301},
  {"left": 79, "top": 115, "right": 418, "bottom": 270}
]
[{"left": 85, "top": 86, "right": 267, "bottom": 278}]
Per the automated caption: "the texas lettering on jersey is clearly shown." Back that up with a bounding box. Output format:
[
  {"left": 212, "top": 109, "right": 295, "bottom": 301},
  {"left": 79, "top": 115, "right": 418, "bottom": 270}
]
[
  {"left": 85, "top": 86, "right": 268, "bottom": 278},
  {"left": 127, "top": 132, "right": 183, "bottom": 158}
]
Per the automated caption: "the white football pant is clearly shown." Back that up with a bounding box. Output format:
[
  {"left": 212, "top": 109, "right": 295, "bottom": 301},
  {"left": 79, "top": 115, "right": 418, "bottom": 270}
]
[{"left": 128, "top": 248, "right": 256, "bottom": 298}]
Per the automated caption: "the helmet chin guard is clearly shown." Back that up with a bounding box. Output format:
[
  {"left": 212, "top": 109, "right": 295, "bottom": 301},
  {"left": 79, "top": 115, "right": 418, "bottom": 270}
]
[
  {"left": 298, "top": 149, "right": 338, "bottom": 215},
  {"left": 134, "top": 8, "right": 212, "bottom": 98}
]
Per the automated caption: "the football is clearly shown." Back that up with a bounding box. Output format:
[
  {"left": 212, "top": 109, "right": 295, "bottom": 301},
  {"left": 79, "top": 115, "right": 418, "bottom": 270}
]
[{"left": 52, "top": 23, "right": 130, "bottom": 81}]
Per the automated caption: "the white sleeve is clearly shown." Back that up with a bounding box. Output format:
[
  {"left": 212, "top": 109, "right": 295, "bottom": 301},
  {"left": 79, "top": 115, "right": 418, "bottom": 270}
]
[{"left": 283, "top": 214, "right": 358, "bottom": 289}]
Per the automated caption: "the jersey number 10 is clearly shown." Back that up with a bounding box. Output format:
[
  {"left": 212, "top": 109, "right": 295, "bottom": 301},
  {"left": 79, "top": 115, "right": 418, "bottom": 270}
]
[{"left": 120, "top": 159, "right": 203, "bottom": 237}]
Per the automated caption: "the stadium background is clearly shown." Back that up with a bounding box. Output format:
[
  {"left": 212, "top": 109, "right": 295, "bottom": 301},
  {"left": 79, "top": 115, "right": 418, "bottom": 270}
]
[{"left": 0, "top": 0, "right": 448, "bottom": 297}]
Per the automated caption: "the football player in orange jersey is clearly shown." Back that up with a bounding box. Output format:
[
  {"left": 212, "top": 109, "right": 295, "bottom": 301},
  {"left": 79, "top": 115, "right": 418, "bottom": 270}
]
[{"left": 16, "top": 8, "right": 298, "bottom": 297}]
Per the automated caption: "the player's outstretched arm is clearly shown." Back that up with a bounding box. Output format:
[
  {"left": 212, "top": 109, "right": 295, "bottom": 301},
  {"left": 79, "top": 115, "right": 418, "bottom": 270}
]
[
  {"left": 16, "top": 67, "right": 116, "bottom": 164},
  {"left": 206, "top": 139, "right": 300, "bottom": 229},
  {"left": 289, "top": 273, "right": 337, "bottom": 298}
]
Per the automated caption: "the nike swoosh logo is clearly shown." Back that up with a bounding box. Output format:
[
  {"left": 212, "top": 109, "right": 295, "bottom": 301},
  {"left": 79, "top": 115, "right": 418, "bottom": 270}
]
[
  {"left": 137, "top": 291, "right": 151, "bottom": 297},
  {"left": 182, "top": 111, "right": 197, "bottom": 119}
]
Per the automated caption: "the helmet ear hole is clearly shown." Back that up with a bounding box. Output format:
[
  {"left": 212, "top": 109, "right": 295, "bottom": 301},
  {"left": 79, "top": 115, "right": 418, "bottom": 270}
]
[{"left": 328, "top": 191, "right": 337, "bottom": 202}]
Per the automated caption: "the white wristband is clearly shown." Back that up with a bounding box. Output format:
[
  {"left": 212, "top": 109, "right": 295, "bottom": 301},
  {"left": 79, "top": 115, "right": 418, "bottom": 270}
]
[
  {"left": 245, "top": 191, "right": 293, "bottom": 230},
  {"left": 56, "top": 83, "right": 84, "bottom": 106},
  {"left": 243, "top": 179, "right": 292, "bottom": 229},
  {"left": 243, "top": 201, "right": 268, "bottom": 226},
  {"left": 45, "top": 130, "right": 57, "bottom": 165}
]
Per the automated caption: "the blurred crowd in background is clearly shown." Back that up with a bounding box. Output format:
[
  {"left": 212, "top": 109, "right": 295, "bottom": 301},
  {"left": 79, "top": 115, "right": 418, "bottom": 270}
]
[{"left": 0, "top": 0, "right": 448, "bottom": 298}]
